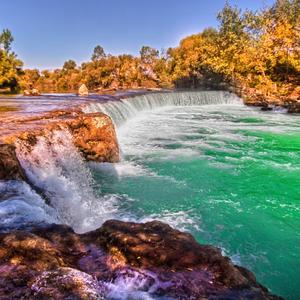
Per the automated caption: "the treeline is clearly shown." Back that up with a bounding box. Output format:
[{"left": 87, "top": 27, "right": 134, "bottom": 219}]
[
  {"left": 19, "top": 45, "right": 169, "bottom": 92},
  {"left": 1, "top": 0, "right": 299, "bottom": 103}
]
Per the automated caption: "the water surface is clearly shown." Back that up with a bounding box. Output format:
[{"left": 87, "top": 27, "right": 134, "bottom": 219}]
[{"left": 92, "top": 103, "right": 300, "bottom": 299}]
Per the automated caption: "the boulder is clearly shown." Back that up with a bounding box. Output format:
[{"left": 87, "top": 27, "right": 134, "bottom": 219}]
[
  {"left": 0, "top": 110, "right": 119, "bottom": 168},
  {"left": 78, "top": 84, "right": 89, "bottom": 96},
  {"left": 23, "top": 89, "right": 31, "bottom": 96},
  {"left": 31, "top": 88, "right": 40, "bottom": 96},
  {"left": 0, "top": 144, "right": 26, "bottom": 180},
  {"left": 0, "top": 221, "right": 283, "bottom": 299},
  {"left": 287, "top": 101, "right": 300, "bottom": 113},
  {"left": 23, "top": 89, "right": 40, "bottom": 96}
]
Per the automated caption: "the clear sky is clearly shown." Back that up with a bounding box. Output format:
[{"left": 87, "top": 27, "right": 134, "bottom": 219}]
[{"left": 0, "top": 0, "right": 273, "bottom": 69}]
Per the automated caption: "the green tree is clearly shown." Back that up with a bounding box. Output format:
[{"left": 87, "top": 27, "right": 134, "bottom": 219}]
[
  {"left": 0, "top": 29, "right": 23, "bottom": 92},
  {"left": 63, "top": 59, "right": 77, "bottom": 71},
  {"left": 0, "top": 29, "right": 14, "bottom": 53},
  {"left": 91, "top": 45, "right": 106, "bottom": 61}
]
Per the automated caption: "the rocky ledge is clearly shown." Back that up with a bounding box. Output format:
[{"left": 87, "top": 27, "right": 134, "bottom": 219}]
[
  {"left": 0, "top": 220, "right": 282, "bottom": 299},
  {"left": 0, "top": 110, "right": 119, "bottom": 180},
  {"left": 237, "top": 86, "right": 300, "bottom": 113}
]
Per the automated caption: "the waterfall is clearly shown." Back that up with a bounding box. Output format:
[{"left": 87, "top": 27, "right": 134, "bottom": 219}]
[
  {"left": 0, "top": 91, "right": 242, "bottom": 233},
  {"left": 14, "top": 129, "right": 119, "bottom": 233},
  {"left": 84, "top": 91, "right": 242, "bottom": 126}
]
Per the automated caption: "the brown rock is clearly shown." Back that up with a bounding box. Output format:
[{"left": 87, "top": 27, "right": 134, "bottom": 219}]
[
  {"left": 0, "top": 111, "right": 119, "bottom": 170},
  {"left": 31, "top": 267, "right": 105, "bottom": 300},
  {"left": 287, "top": 101, "right": 300, "bottom": 113},
  {"left": 69, "top": 113, "right": 119, "bottom": 162},
  {"left": 0, "top": 144, "right": 26, "bottom": 180},
  {"left": 0, "top": 231, "right": 64, "bottom": 271},
  {"left": 90, "top": 220, "right": 249, "bottom": 286},
  {"left": 0, "top": 221, "right": 282, "bottom": 299}
]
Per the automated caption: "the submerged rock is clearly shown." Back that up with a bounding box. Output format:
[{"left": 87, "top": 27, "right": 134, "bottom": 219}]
[
  {"left": 0, "top": 221, "right": 282, "bottom": 299},
  {"left": 78, "top": 84, "right": 89, "bottom": 96}
]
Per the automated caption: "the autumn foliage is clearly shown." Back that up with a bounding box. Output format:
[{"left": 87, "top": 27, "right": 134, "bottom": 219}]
[{"left": 1, "top": 0, "right": 299, "bottom": 103}]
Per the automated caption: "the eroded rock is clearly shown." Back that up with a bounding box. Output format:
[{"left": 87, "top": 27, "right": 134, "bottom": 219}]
[
  {"left": 0, "top": 110, "right": 119, "bottom": 181},
  {"left": 0, "top": 144, "right": 26, "bottom": 180},
  {"left": 0, "top": 221, "right": 282, "bottom": 299},
  {"left": 69, "top": 113, "right": 119, "bottom": 162},
  {"left": 31, "top": 267, "right": 105, "bottom": 300}
]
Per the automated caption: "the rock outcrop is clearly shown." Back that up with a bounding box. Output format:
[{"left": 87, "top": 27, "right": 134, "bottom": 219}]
[
  {"left": 237, "top": 85, "right": 300, "bottom": 113},
  {"left": 70, "top": 113, "right": 119, "bottom": 162},
  {"left": 287, "top": 100, "right": 300, "bottom": 113},
  {"left": 0, "top": 220, "right": 282, "bottom": 299},
  {"left": 0, "top": 144, "right": 26, "bottom": 180},
  {"left": 0, "top": 110, "right": 119, "bottom": 181},
  {"left": 78, "top": 84, "right": 89, "bottom": 96}
]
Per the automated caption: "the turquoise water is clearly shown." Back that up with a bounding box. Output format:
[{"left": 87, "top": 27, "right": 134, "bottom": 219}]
[{"left": 91, "top": 104, "right": 300, "bottom": 300}]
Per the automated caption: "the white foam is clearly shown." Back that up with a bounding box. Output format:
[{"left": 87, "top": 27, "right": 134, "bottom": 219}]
[
  {"left": 136, "top": 210, "right": 201, "bottom": 232},
  {"left": 89, "top": 161, "right": 153, "bottom": 177},
  {"left": 105, "top": 270, "right": 157, "bottom": 300},
  {"left": 15, "top": 130, "right": 122, "bottom": 233},
  {"left": 6, "top": 91, "right": 299, "bottom": 239},
  {"left": 0, "top": 180, "right": 58, "bottom": 230},
  {"left": 103, "top": 269, "right": 173, "bottom": 300}
]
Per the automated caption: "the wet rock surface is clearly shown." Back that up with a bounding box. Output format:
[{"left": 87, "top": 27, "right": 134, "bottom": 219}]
[
  {"left": 287, "top": 101, "right": 300, "bottom": 113},
  {"left": 0, "top": 220, "right": 282, "bottom": 299},
  {"left": 237, "top": 85, "right": 300, "bottom": 113},
  {"left": 0, "top": 144, "right": 26, "bottom": 180},
  {"left": 0, "top": 110, "right": 119, "bottom": 181}
]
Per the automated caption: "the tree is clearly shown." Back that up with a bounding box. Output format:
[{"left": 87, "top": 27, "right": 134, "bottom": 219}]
[
  {"left": 0, "top": 51, "right": 23, "bottom": 91},
  {"left": 63, "top": 59, "right": 76, "bottom": 71},
  {"left": 0, "top": 29, "right": 23, "bottom": 92},
  {"left": 140, "top": 46, "right": 159, "bottom": 64},
  {"left": 91, "top": 45, "right": 106, "bottom": 61},
  {"left": 19, "top": 69, "right": 41, "bottom": 90},
  {"left": 0, "top": 29, "right": 14, "bottom": 53}
]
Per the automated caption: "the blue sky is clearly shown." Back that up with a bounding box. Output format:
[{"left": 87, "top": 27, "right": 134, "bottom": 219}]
[{"left": 0, "top": 0, "right": 273, "bottom": 69}]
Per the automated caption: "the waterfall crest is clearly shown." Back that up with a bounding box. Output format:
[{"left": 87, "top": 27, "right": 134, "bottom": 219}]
[{"left": 84, "top": 91, "right": 242, "bottom": 126}]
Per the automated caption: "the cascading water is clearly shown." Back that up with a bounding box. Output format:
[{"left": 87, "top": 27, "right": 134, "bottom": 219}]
[
  {"left": 0, "top": 180, "right": 58, "bottom": 231},
  {"left": 84, "top": 91, "right": 241, "bottom": 126},
  {"left": 14, "top": 130, "right": 121, "bottom": 233}
]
